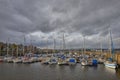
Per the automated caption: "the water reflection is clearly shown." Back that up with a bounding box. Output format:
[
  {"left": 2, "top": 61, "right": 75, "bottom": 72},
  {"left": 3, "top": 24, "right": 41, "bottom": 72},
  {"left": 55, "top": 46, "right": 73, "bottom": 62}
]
[
  {"left": 105, "top": 67, "right": 116, "bottom": 73},
  {"left": 0, "top": 63, "right": 120, "bottom": 80},
  {"left": 116, "top": 68, "right": 120, "bottom": 78},
  {"left": 69, "top": 65, "right": 76, "bottom": 71},
  {"left": 81, "top": 66, "right": 89, "bottom": 72}
]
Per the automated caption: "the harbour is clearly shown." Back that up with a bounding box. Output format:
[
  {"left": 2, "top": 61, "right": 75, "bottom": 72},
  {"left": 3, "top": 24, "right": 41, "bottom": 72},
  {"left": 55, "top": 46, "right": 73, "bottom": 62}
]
[
  {"left": 0, "top": 31, "right": 120, "bottom": 80},
  {"left": 0, "top": 50, "right": 120, "bottom": 80},
  {"left": 1, "top": 0, "right": 120, "bottom": 80}
]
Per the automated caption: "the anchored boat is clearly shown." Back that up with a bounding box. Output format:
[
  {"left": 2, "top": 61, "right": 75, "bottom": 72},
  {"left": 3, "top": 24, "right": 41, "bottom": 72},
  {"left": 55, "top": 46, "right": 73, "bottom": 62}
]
[{"left": 104, "top": 28, "right": 117, "bottom": 69}]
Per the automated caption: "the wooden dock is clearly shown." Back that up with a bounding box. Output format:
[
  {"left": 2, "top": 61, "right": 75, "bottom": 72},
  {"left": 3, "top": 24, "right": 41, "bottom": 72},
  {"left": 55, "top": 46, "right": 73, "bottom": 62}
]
[{"left": 115, "top": 53, "right": 120, "bottom": 67}]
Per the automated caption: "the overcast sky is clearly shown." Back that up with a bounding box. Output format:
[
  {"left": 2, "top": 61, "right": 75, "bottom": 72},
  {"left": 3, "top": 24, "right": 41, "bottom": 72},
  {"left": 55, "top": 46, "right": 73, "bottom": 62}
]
[{"left": 0, "top": 0, "right": 120, "bottom": 49}]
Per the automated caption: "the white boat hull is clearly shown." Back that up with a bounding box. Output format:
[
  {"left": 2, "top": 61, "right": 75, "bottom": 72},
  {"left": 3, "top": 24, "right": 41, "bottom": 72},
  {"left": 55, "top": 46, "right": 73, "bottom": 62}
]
[
  {"left": 49, "top": 62, "right": 57, "bottom": 65},
  {"left": 13, "top": 59, "right": 22, "bottom": 63},
  {"left": 22, "top": 60, "right": 31, "bottom": 64},
  {"left": 81, "top": 61, "right": 88, "bottom": 66},
  {"left": 104, "top": 60, "right": 117, "bottom": 69},
  {"left": 104, "top": 63, "right": 116, "bottom": 69}
]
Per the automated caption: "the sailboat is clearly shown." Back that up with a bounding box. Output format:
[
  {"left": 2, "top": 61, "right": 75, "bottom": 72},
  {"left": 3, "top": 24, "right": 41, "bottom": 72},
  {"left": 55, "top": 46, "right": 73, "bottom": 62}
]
[
  {"left": 98, "top": 38, "right": 106, "bottom": 64},
  {"left": 0, "top": 58, "right": 3, "bottom": 62},
  {"left": 22, "top": 53, "right": 32, "bottom": 64},
  {"left": 0, "top": 56, "right": 4, "bottom": 62},
  {"left": 13, "top": 45, "right": 22, "bottom": 63},
  {"left": 58, "top": 59, "right": 68, "bottom": 65},
  {"left": 104, "top": 60, "right": 117, "bottom": 68},
  {"left": 104, "top": 28, "right": 117, "bottom": 69},
  {"left": 58, "top": 33, "right": 69, "bottom": 65},
  {"left": 41, "top": 57, "right": 50, "bottom": 64},
  {"left": 58, "top": 54, "right": 68, "bottom": 65},
  {"left": 81, "top": 36, "right": 89, "bottom": 66},
  {"left": 81, "top": 58, "right": 88, "bottom": 66},
  {"left": 13, "top": 57, "right": 22, "bottom": 63},
  {"left": 67, "top": 57, "right": 76, "bottom": 65},
  {"left": 48, "top": 56, "right": 57, "bottom": 65},
  {"left": 4, "top": 38, "right": 13, "bottom": 63}
]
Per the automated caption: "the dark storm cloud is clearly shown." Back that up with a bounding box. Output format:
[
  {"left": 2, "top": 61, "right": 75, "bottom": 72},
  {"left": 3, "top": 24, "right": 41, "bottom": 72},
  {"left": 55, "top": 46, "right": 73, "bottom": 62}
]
[{"left": 0, "top": 0, "right": 120, "bottom": 48}]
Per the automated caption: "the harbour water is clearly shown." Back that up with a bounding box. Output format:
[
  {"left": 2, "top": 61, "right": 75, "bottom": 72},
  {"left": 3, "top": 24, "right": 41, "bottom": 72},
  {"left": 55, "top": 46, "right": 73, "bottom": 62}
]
[{"left": 0, "top": 62, "right": 120, "bottom": 80}]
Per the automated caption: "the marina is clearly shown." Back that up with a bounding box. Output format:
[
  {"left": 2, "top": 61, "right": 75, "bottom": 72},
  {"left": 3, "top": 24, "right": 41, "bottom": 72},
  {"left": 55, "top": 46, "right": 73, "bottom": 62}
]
[
  {"left": 0, "top": 32, "right": 120, "bottom": 80},
  {"left": 0, "top": 49, "right": 120, "bottom": 80},
  {"left": 1, "top": 0, "right": 120, "bottom": 80}
]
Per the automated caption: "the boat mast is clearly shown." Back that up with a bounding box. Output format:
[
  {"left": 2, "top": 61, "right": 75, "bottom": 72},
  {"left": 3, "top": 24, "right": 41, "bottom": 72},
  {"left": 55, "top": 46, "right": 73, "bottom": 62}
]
[
  {"left": 100, "top": 38, "right": 103, "bottom": 54},
  {"left": 53, "top": 38, "right": 56, "bottom": 53},
  {"left": 11, "top": 45, "right": 13, "bottom": 56},
  {"left": 46, "top": 37, "right": 48, "bottom": 54},
  {"left": 7, "top": 38, "right": 9, "bottom": 56},
  {"left": 62, "top": 33, "right": 66, "bottom": 53},
  {"left": 17, "top": 44, "right": 18, "bottom": 57},
  {"left": 109, "top": 28, "right": 114, "bottom": 59},
  {"left": 30, "top": 35, "right": 32, "bottom": 53},
  {"left": 23, "top": 35, "right": 25, "bottom": 56},
  {"left": 83, "top": 36, "right": 86, "bottom": 55},
  {"left": 30, "top": 36, "right": 32, "bottom": 53}
]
